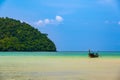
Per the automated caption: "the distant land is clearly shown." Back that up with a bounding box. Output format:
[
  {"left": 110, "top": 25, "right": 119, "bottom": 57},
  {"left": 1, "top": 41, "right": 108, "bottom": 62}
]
[{"left": 0, "top": 17, "right": 56, "bottom": 51}]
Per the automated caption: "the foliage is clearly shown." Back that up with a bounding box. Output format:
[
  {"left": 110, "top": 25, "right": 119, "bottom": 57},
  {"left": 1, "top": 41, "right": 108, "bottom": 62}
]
[{"left": 0, "top": 17, "right": 56, "bottom": 51}]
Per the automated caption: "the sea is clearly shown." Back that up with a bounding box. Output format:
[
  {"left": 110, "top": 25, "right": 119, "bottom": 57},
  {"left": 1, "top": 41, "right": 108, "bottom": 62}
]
[{"left": 0, "top": 51, "right": 120, "bottom": 58}]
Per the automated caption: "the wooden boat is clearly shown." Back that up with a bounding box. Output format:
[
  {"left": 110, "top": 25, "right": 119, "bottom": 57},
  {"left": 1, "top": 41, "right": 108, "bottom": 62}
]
[{"left": 88, "top": 50, "right": 99, "bottom": 58}]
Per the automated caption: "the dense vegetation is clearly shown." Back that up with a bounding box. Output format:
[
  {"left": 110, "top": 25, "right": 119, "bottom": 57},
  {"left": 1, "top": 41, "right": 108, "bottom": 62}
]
[{"left": 0, "top": 17, "right": 56, "bottom": 51}]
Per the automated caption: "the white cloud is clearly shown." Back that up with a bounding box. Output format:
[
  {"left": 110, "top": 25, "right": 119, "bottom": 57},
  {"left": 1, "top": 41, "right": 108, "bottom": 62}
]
[
  {"left": 118, "top": 21, "right": 120, "bottom": 25},
  {"left": 104, "top": 20, "right": 120, "bottom": 25},
  {"left": 56, "top": 16, "right": 63, "bottom": 22},
  {"left": 36, "top": 20, "right": 44, "bottom": 26},
  {"left": 44, "top": 19, "right": 50, "bottom": 24},
  {"left": 35, "top": 16, "right": 63, "bottom": 27}
]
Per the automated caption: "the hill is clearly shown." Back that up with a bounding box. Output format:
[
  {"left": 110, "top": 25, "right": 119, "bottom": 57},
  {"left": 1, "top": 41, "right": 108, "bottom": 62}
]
[{"left": 0, "top": 17, "right": 56, "bottom": 51}]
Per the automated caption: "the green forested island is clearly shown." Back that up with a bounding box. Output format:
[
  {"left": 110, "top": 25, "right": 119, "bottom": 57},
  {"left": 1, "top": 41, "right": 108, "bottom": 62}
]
[{"left": 0, "top": 17, "right": 56, "bottom": 51}]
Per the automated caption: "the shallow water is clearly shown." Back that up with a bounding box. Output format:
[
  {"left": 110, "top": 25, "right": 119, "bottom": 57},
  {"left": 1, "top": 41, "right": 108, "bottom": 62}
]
[
  {"left": 0, "top": 52, "right": 120, "bottom": 58},
  {"left": 0, "top": 52, "right": 120, "bottom": 80},
  {"left": 0, "top": 56, "right": 119, "bottom": 80}
]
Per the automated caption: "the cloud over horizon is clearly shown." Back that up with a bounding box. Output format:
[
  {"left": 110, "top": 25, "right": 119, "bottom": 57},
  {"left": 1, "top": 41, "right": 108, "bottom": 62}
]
[{"left": 35, "top": 16, "right": 63, "bottom": 27}]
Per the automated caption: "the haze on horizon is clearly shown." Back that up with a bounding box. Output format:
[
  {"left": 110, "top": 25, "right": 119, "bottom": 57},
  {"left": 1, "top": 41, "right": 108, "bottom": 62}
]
[{"left": 0, "top": 0, "right": 120, "bottom": 51}]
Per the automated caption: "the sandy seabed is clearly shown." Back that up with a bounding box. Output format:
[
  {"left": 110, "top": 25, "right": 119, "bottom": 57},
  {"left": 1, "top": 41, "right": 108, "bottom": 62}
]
[{"left": 0, "top": 56, "right": 120, "bottom": 80}]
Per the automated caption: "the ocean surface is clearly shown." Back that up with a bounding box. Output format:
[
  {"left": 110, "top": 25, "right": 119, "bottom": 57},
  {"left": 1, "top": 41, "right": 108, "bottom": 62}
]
[{"left": 0, "top": 51, "right": 120, "bottom": 58}]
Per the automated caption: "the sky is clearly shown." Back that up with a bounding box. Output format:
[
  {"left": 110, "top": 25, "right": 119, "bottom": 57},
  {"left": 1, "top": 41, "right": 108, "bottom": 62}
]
[{"left": 0, "top": 0, "right": 120, "bottom": 51}]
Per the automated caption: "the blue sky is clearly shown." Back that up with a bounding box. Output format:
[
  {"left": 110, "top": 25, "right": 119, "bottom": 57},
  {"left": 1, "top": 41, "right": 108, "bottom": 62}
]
[{"left": 0, "top": 0, "right": 120, "bottom": 51}]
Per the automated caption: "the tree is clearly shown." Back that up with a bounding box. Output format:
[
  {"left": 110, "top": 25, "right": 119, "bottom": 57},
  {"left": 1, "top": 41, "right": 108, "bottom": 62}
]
[{"left": 0, "top": 17, "right": 56, "bottom": 51}]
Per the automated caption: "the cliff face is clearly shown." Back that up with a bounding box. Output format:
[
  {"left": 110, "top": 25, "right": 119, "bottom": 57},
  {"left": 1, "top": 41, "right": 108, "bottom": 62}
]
[{"left": 0, "top": 17, "right": 56, "bottom": 51}]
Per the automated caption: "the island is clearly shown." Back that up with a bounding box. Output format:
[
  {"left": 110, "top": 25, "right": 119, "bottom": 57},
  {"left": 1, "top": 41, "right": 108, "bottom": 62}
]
[{"left": 0, "top": 17, "right": 56, "bottom": 51}]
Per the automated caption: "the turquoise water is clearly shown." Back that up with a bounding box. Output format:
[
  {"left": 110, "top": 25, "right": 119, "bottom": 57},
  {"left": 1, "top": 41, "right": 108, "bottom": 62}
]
[{"left": 0, "top": 52, "right": 120, "bottom": 58}]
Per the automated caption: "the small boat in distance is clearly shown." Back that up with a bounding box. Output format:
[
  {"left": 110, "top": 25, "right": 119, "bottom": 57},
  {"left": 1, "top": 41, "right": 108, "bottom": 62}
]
[{"left": 88, "top": 49, "right": 99, "bottom": 58}]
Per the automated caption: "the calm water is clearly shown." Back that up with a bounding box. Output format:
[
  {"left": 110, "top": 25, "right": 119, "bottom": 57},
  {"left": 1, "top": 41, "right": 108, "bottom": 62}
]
[{"left": 0, "top": 51, "right": 120, "bottom": 58}]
